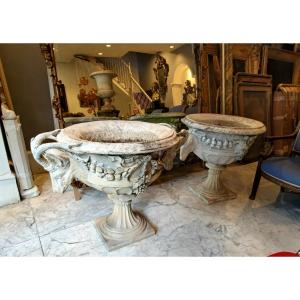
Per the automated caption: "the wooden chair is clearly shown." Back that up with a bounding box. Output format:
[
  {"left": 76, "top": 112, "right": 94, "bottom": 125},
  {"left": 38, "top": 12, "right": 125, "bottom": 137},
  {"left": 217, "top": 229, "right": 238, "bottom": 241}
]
[{"left": 249, "top": 121, "right": 300, "bottom": 200}]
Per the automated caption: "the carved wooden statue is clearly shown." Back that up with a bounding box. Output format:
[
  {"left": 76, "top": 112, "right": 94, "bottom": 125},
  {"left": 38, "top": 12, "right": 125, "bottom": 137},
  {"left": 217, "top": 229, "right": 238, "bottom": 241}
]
[{"left": 153, "top": 53, "right": 169, "bottom": 100}]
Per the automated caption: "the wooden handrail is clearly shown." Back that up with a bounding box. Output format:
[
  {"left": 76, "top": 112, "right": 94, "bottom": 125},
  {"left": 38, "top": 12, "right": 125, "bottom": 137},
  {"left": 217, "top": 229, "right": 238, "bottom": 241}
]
[{"left": 130, "top": 76, "right": 153, "bottom": 103}]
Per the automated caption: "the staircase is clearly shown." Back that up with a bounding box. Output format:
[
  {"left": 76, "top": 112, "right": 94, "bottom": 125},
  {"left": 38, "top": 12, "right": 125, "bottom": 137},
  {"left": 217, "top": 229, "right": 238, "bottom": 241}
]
[{"left": 96, "top": 57, "right": 152, "bottom": 114}]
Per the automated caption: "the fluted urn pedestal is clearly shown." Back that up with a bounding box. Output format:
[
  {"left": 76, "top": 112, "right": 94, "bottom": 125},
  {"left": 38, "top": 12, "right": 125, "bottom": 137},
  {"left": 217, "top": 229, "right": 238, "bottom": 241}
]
[
  {"left": 95, "top": 194, "right": 154, "bottom": 249},
  {"left": 180, "top": 114, "right": 266, "bottom": 204},
  {"left": 31, "top": 120, "right": 185, "bottom": 250},
  {"left": 196, "top": 163, "right": 235, "bottom": 204}
]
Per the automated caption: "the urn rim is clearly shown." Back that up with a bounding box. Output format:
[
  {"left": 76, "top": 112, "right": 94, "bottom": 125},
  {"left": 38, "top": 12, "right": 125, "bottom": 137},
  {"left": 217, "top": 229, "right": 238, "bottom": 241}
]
[
  {"left": 57, "top": 120, "right": 180, "bottom": 155},
  {"left": 90, "top": 70, "right": 117, "bottom": 79},
  {"left": 182, "top": 113, "right": 266, "bottom": 136}
]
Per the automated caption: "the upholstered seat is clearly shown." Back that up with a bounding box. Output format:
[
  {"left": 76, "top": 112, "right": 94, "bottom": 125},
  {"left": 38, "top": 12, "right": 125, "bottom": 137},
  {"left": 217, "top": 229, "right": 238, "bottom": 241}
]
[
  {"left": 249, "top": 121, "right": 300, "bottom": 200},
  {"left": 261, "top": 156, "right": 300, "bottom": 188}
]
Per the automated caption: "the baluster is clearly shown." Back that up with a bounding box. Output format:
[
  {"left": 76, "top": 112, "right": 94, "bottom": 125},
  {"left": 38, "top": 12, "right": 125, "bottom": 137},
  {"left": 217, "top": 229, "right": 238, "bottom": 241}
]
[
  {"left": 117, "top": 59, "right": 121, "bottom": 84},
  {"left": 111, "top": 59, "right": 115, "bottom": 72},
  {"left": 103, "top": 58, "right": 107, "bottom": 70},
  {"left": 120, "top": 60, "right": 126, "bottom": 89},
  {"left": 126, "top": 62, "right": 130, "bottom": 91}
]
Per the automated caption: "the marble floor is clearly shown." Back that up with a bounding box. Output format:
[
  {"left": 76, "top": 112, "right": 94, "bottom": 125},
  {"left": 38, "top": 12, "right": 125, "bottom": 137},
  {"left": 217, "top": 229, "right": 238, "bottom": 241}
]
[{"left": 0, "top": 162, "right": 299, "bottom": 257}]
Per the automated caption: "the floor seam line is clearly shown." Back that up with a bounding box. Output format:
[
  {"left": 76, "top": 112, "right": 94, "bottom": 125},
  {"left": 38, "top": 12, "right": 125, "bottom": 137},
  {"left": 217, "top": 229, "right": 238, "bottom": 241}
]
[{"left": 29, "top": 205, "right": 45, "bottom": 257}]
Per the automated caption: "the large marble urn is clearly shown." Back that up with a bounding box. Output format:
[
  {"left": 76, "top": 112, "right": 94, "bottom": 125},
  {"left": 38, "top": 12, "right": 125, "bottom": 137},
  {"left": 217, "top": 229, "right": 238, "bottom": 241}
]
[
  {"left": 31, "top": 120, "right": 186, "bottom": 250},
  {"left": 90, "top": 70, "right": 117, "bottom": 113},
  {"left": 180, "top": 113, "right": 266, "bottom": 204}
]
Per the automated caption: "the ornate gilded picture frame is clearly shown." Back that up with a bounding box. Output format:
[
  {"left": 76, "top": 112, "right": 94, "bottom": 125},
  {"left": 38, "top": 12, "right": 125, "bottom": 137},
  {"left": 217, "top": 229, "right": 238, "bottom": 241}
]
[{"left": 0, "top": 58, "right": 14, "bottom": 111}]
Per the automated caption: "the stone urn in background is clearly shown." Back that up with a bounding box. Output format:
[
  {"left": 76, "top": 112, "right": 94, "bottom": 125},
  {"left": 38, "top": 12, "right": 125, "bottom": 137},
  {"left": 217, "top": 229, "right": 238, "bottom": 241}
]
[
  {"left": 180, "top": 113, "right": 266, "bottom": 204},
  {"left": 90, "top": 70, "right": 119, "bottom": 117},
  {"left": 31, "top": 120, "right": 186, "bottom": 250}
]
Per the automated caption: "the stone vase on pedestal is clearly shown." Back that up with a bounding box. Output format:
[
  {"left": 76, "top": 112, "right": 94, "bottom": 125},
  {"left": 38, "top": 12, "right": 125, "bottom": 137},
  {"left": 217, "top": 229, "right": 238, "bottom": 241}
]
[
  {"left": 31, "top": 120, "right": 186, "bottom": 250},
  {"left": 180, "top": 113, "right": 266, "bottom": 204},
  {"left": 90, "top": 70, "right": 118, "bottom": 115}
]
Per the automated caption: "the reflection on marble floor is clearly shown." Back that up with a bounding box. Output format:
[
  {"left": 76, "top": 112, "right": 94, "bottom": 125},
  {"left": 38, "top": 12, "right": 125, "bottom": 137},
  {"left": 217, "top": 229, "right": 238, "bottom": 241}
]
[{"left": 0, "top": 162, "right": 299, "bottom": 256}]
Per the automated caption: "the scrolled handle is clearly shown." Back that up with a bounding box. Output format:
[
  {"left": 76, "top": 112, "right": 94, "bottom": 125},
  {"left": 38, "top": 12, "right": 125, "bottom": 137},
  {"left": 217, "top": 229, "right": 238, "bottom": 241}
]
[
  {"left": 176, "top": 128, "right": 188, "bottom": 142},
  {"left": 179, "top": 132, "right": 196, "bottom": 161},
  {"left": 30, "top": 129, "right": 82, "bottom": 171}
]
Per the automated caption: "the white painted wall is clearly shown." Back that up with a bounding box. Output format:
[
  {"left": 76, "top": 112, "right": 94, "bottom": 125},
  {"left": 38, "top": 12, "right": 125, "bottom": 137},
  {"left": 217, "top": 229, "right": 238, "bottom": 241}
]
[
  {"left": 57, "top": 61, "right": 94, "bottom": 115},
  {"left": 137, "top": 44, "right": 196, "bottom": 108},
  {"left": 171, "top": 64, "right": 194, "bottom": 106},
  {"left": 0, "top": 44, "right": 54, "bottom": 149}
]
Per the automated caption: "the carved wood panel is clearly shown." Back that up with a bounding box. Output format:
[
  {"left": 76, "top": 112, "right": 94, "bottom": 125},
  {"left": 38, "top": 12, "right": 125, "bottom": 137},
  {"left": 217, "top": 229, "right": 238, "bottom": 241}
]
[
  {"left": 224, "top": 44, "right": 233, "bottom": 115},
  {"left": 194, "top": 44, "right": 221, "bottom": 113}
]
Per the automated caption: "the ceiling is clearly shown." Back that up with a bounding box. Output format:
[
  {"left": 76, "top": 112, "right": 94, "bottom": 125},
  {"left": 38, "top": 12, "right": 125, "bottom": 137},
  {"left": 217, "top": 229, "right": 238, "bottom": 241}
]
[{"left": 54, "top": 43, "right": 184, "bottom": 62}]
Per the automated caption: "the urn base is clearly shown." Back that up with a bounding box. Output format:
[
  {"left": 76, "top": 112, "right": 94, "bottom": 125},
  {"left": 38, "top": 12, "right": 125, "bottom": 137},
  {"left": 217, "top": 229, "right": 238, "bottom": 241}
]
[
  {"left": 195, "top": 183, "right": 236, "bottom": 204},
  {"left": 194, "top": 162, "right": 236, "bottom": 205},
  {"left": 94, "top": 212, "right": 155, "bottom": 251}
]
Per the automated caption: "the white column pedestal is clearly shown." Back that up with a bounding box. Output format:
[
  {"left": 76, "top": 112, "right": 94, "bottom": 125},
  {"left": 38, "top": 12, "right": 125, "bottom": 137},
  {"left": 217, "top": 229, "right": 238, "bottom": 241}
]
[
  {"left": 0, "top": 123, "right": 20, "bottom": 207},
  {"left": 2, "top": 104, "right": 39, "bottom": 199},
  {"left": 0, "top": 173, "right": 20, "bottom": 207}
]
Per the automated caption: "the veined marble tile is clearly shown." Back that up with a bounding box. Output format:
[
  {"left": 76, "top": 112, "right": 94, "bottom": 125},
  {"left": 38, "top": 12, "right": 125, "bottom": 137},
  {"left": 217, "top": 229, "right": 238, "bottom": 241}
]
[
  {"left": 0, "top": 201, "right": 38, "bottom": 249},
  {"left": 0, "top": 238, "right": 43, "bottom": 256},
  {"left": 108, "top": 219, "right": 238, "bottom": 257},
  {"left": 1, "top": 162, "right": 299, "bottom": 257},
  {"left": 40, "top": 222, "right": 106, "bottom": 257},
  {"left": 29, "top": 183, "right": 112, "bottom": 237}
]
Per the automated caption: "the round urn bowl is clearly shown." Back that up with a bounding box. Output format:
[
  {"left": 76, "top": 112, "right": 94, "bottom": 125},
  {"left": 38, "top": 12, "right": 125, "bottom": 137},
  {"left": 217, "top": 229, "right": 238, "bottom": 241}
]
[
  {"left": 180, "top": 113, "right": 266, "bottom": 204},
  {"left": 90, "top": 70, "right": 117, "bottom": 99},
  {"left": 31, "top": 120, "right": 186, "bottom": 250}
]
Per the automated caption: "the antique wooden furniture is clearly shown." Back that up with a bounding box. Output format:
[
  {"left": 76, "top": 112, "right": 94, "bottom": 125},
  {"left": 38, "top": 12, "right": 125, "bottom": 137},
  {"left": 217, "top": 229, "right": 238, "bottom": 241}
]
[
  {"left": 233, "top": 73, "right": 272, "bottom": 162},
  {"left": 261, "top": 46, "right": 300, "bottom": 91},
  {"left": 260, "top": 46, "right": 300, "bottom": 155},
  {"left": 194, "top": 44, "right": 220, "bottom": 113},
  {"left": 234, "top": 73, "right": 272, "bottom": 133},
  {"left": 220, "top": 44, "right": 263, "bottom": 115},
  {"left": 272, "top": 84, "right": 300, "bottom": 155},
  {"left": 249, "top": 121, "right": 300, "bottom": 200},
  {"left": 232, "top": 44, "right": 262, "bottom": 75}
]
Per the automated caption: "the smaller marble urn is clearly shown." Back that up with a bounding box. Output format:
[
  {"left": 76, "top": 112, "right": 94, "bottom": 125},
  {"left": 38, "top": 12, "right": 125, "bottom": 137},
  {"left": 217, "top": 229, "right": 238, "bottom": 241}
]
[
  {"left": 180, "top": 113, "right": 266, "bottom": 204},
  {"left": 90, "top": 70, "right": 117, "bottom": 114}
]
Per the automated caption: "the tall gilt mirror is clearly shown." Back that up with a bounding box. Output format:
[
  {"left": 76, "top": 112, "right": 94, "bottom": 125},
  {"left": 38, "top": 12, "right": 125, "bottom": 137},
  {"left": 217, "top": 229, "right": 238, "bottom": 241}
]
[{"left": 40, "top": 43, "right": 201, "bottom": 127}]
